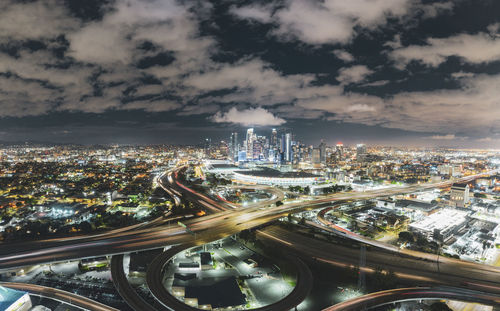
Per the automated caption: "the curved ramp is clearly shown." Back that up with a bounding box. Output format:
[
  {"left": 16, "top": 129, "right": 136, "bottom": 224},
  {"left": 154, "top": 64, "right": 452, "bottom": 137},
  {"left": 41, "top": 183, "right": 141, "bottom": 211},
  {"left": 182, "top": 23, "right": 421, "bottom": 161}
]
[{"left": 146, "top": 244, "right": 313, "bottom": 311}]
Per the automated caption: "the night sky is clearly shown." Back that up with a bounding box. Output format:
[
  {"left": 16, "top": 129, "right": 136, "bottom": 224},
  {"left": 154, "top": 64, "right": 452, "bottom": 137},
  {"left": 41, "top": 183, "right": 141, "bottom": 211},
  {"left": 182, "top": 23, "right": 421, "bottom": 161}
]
[{"left": 0, "top": 0, "right": 499, "bottom": 147}]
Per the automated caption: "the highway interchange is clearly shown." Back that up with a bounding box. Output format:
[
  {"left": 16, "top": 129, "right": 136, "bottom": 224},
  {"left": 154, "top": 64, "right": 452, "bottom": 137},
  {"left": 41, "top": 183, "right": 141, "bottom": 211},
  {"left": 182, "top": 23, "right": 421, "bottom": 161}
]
[{"left": 1, "top": 166, "right": 499, "bottom": 310}]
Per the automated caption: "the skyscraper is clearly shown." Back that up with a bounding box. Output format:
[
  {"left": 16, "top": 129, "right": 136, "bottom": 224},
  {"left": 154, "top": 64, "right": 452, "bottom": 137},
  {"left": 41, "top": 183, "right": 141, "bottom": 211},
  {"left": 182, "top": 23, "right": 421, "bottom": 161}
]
[
  {"left": 285, "top": 132, "right": 292, "bottom": 162},
  {"left": 335, "top": 142, "right": 344, "bottom": 160},
  {"left": 246, "top": 128, "right": 255, "bottom": 160},
  {"left": 204, "top": 138, "right": 211, "bottom": 156},
  {"left": 356, "top": 143, "right": 367, "bottom": 161},
  {"left": 271, "top": 128, "right": 278, "bottom": 149},
  {"left": 319, "top": 140, "right": 326, "bottom": 164},
  {"left": 312, "top": 148, "right": 321, "bottom": 167},
  {"left": 229, "top": 132, "right": 239, "bottom": 161}
]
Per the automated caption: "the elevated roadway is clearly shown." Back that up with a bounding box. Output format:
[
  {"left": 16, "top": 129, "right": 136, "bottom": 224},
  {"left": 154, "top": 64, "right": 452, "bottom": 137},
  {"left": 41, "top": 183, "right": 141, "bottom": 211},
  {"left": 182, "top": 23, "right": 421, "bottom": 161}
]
[
  {"left": 1, "top": 282, "right": 119, "bottom": 311},
  {"left": 322, "top": 286, "right": 500, "bottom": 311},
  {"left": 110, "top": 254, "right": 167, "bottom": 311},
  {"left": 0, "top": 168, "right": 497, "bottom": 311},
  {"left": 257, "top": 225, "right": 500, "bottom": 294},
  {"left": 0, "top": 169, "right": 496, "bottom": 270},
  {"left": 146, "top": 244, "right": 313, "bottom": 311}
]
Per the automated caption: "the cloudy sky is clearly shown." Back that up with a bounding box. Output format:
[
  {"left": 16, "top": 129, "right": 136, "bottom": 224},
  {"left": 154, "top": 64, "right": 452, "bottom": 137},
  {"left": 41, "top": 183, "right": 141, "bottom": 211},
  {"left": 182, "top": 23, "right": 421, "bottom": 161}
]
[{"left": 0, "top": 0, "right": 499, "bottom": 147}]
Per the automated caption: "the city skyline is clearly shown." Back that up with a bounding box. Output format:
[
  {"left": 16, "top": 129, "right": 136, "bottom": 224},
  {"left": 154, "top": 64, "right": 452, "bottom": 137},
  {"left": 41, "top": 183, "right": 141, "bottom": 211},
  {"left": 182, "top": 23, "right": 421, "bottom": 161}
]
[
  {"left": 2, "top": 1, "right": 500, "bottom": 311},
  {"left": 0, "top": 0, "right": 499, "bottom": 148}
]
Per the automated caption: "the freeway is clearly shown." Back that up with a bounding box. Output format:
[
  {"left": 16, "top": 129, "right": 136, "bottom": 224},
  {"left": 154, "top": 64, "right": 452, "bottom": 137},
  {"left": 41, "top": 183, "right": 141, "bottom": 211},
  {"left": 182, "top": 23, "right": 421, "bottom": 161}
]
[
  {"left": 110, "top": 254, "right": 166, "bottom": 311},
  {"left": 0, "top": 169, "right": 496, "bottom": 270},
  {"left": 256, "top": 225, "right": 500, "bottom": 294},
  {"left": 1, "top": 282, "right": 119, "bottom": 311},
  {"left": 145, "top": 244, "right": 313, "bottom": 311},
  {"left": 0, "top": 167, "right": 497, "bottom": 311},
  {"left": 322, "top": 286, "right": 500, "bottom": 311}
]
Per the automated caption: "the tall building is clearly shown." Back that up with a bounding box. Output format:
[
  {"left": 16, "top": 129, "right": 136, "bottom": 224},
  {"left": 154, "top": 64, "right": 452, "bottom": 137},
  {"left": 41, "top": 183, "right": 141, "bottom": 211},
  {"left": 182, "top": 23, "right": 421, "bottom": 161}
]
[
  {"left": 271, "top": 128, "right": 278, "bottom": 149},
  {"left": 284, "top": 133, "right": 292, "bottom": 162},
  {"left": 229, "top": 132, "right": 239, "bottom": 161},
  {"left": 246, "top": 128, "right": 255, "bottom": 160},
  {"left": 253, "top": 135, "right": 266, "bottom": 160},
  {"left": 356, "top": 143, "right": 367, "bottom": 161},
  {"left": 335, "top": 142, "right": 344, "bottom": 158},
  {"left": 319, "top": 140, "right": 326, "bottom": 164},
  {"left": 204, "top": 138, "right": 211, "bottom": 156},
  {"left": 312, "top": 148, "right": 321, "bottom": 167}
]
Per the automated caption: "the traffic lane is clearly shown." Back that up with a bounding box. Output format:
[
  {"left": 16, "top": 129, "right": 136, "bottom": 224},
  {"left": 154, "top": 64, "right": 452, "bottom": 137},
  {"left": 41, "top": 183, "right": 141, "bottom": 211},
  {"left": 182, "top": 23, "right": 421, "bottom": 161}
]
[
  {"left": 1, "top": 282, "right": 119, "bottom": 311},
  {"left": 0, "top": 212, "right": 282, "bottom": 269},
  {"left": 2, "top": 168, "right": 492, "bottom": 257},
  {"left": 1, "top": 170, "right": 497, "bottom": 269},
  {"left": 110, "top": 255, "right": 163, "bottom": 311},
  {"left": 258, "top": 226, "right": 500, "bottom": 294},
  {"left": 322, "top": 287, "right": 500, "bottom": 311},
  {"left": 146, "top": 244, "right": 313, "bottom": 311}
]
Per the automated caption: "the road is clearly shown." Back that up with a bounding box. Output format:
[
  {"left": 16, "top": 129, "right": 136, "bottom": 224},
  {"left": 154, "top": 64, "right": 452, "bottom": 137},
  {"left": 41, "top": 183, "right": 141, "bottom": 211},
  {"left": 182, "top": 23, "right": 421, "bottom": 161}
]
[
  {"left": 145, "top": 244, "right": 313, "bottom": 311},
  {"left": 0, "top": 168, "right": 497, "bottom": 311},
  {"left": 0, "top": 169, "right": 495, "bottom": 270},
  {"left": 322, "top": 286, "right": 500, "bottom": 311},
  {"left": 216, "top": 184, "right": 285, "bottom": 208},
  {"left": 110, "top": 254, "right": 166, "bottom": 311},
  {"left": 256, "top": 225, "right": 500, "bottom": 294},
  {"left": 1, "top": 282, "right": 119, "bottom": 311}
]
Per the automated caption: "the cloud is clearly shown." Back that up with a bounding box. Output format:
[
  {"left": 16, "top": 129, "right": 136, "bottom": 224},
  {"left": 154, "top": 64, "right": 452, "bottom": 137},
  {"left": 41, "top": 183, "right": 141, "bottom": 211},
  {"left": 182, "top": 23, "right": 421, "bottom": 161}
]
[
  {"left": 0, "top": 0, "right": 214, "bottom": 117},
  {"left": 337, "top": 65, "right": 374, "bottom": 84},
  {"left": 67, "top": 0, "right": 204, "bottom": 65},
  {"left": 346, "top": 104, "right": 376, "bottom": 112},
  {"left": 333, "top": 50, "right": 354, "bottom": 62},
  {"left": 477, "top": 137, "right": 493, "bottom": 142},
  {"left": 230, "top": 0, "right": 412, "bottom": 45},
  {"left": 229, "top": 4, "right": 273, "bottom": 23},
  {"left": 361, "top": 80, "right": 390, "bottom": 87},
  {"left": 0, "top": 0, "right": 498, "bottom": 143},
  {"left": 450, "top": 72, "right": 475, "bottom": 79},
  {"left": 390, "top": 31, "right": 500, "bottom": 68},
  {"left": 426, "top": 134, "right": 456, "bottom": 140},
  {"left": 0, "top": 0, "right": 79, "bottom": 40},
  {"left": 419, "top": 1, "right": 454, "bottom": 19},
  {"left": 184, "top": 59, "right": 315, "bottom": 104},
  {"left": 121, "top": 99, "right": 181, "bottom": 112},
  {"left": 211, "top": 107, "right": 286, "bottom": 126}
]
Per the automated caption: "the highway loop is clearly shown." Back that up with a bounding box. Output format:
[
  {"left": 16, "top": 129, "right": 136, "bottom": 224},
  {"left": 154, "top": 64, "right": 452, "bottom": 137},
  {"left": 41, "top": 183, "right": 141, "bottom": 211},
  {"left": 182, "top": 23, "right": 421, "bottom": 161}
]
[{"left": 146, "top": 244, "right": 313, "bottom": 311}]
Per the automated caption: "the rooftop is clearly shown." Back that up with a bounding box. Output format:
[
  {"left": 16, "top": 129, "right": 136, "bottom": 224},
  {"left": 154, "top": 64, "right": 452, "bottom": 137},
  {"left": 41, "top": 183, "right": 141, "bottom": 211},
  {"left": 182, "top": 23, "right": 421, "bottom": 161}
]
[
  {"left": 184, "top": 276, "right": 246, "bottom": 308},
  {"left": 396, "top": 199, "right": 437, "bottom": 211},
  {"left": 235, "top": 168, "right": 319, "bottom": 179},
  {"left": 0, "top": 286, "right": 28, "bottom": 310}
]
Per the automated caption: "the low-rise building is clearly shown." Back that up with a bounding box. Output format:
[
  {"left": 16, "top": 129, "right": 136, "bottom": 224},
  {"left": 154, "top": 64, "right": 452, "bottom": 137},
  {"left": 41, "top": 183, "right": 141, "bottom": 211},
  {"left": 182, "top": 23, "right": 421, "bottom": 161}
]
[
  {"left": 233, "top": 168, "right": 324, "bottom": 186},
  {"left": 0, "top": 286, "right": 32, "bottom": 311},
  {"left": 450, "top": 182, "right": 470, "bottom": 208},
  {"left": 409, "top": 208, "right": 469, "bottom": 242}
]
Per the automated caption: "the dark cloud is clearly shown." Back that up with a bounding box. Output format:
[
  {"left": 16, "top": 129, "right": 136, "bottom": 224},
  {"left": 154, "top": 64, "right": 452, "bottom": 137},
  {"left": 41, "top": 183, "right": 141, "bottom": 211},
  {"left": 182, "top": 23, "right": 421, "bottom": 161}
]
[{"left": 0, "top": 0, "right": 499, "bottom": 147}]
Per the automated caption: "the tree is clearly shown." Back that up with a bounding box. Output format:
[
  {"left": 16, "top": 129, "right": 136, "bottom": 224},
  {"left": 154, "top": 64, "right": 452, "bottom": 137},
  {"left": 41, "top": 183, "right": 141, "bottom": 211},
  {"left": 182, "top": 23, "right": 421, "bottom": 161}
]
[
  {"left": 398, "top": 231, "right": 414, "bottom": 244},
  {"left": 276, "top": 201, "right": 283, "bottom": 206},
  {"left": 430, "top": 302, "right": 452, "bottom": 311},
  {"left": 240, "top": 229, "right": 250, "bottom": 242},
  {"left": 79, "top": 221, "right": 92, "bottom": 233},
  {"left": 350, "top": 220, "right": 358, "bottom": 231}
]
